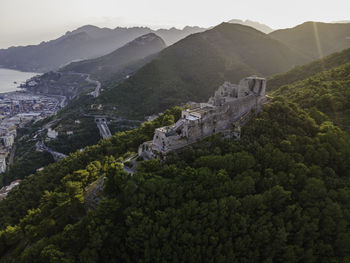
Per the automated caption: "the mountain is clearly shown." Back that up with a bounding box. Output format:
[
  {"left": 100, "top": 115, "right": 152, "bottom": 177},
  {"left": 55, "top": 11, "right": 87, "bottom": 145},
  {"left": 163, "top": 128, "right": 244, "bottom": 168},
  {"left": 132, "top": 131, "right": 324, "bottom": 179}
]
[
  {"left": 267, "top": 47, "right": 350, "bottom": 131},
  {"left": 96, "top": 22, "right": 308, "bottom": 118},
  {"left": 2, "top": 27, "right": 350, "bottom": 262},
  {"left": 0, "top": 26, "right": 150, "bottom": 72},
  {"left": 268, "top": 47, "right": 350, "bottom": 91},
  {"left": 271, "top": 58, "right": 350, "bottom": 132},
  {"left": 21, "top": 33, "right": 166, "bottom": 98},
  {"left": 0, "top": 33, "right": 165, "bottom": 182},
  {"left": 0, "top": 25, "right": 204, "bottom": 72},
  {"left": 156, "top": 26, "right": 206, "bottom": 45},
  {"left": 333, "top": 20, "right": 350, "bottom": 23},
  {"left": 269, "top": 22, "right": 350, "bottom": 60},
  {"left": 228, "top": 19, "right": 274, "bottom": 33},
  {"left": 60, "top": 33, "right": 166, "bottom": 82}
]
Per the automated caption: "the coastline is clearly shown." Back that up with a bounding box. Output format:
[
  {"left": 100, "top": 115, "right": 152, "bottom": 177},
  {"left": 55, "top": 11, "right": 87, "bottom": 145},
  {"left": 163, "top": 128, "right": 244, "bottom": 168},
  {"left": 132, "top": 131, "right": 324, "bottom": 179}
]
[
  {"left": 0, "top": 66, "right": 42, "bottom": 74},
  {"left": 0, "top": 68, "right": 40, "bottom": 94}
]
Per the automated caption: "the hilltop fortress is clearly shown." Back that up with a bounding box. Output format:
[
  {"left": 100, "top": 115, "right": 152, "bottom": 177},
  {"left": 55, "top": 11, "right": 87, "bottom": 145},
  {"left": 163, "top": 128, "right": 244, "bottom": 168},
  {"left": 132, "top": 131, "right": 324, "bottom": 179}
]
[{"left": 139, "top": 76, "right": 267, "bottom": 159}]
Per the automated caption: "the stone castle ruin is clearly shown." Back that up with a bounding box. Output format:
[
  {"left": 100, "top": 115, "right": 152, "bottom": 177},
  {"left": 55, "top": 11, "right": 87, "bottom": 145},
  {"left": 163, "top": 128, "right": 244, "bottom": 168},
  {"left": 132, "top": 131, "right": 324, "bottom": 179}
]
[{"left": 139, "top": 76, "right": 267, "bottom": 159}]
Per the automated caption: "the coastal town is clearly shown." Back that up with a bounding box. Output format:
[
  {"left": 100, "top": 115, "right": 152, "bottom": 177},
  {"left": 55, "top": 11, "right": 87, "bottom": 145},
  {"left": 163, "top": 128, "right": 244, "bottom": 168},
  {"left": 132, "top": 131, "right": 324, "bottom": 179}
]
[{"left": 0, "top": 90, "right": 66, "bottom": 180}]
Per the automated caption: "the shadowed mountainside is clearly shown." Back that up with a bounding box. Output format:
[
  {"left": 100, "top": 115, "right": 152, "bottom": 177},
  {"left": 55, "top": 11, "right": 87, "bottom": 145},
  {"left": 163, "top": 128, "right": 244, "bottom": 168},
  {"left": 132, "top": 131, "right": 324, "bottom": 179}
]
[
  {"left": 60, "top": 33, "right": 166, "bottom": 83},
  {"left": 228, "top": 19, "right": 274, "bottom": 33},
  {"left": 268, "top": 47, "right": 350, "bottom": 91},
  {"left": 96, "top": 22, "right": 309, "bottom": 118},
  {"left": 0, "top": 25, "right": 204, "bottom": 72},
  {"left": 269, "top": 21, "right": 350, "bottom": 60}
]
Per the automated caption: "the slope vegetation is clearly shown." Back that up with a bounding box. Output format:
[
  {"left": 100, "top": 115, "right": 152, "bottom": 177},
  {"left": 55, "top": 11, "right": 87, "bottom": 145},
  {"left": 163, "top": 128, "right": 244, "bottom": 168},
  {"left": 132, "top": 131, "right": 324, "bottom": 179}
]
[
  {"left": 2, "top": 26, "right": 350, "bottom": 263},
  {"left": 270, "top": 22, "right": 350, "bottom": 60},
  {"left": 98, "top": 23, "right": 308, "bottom": 118},
  {"left": 268, "top": 47, "right": 350, "bottom": 91},
  {"left": 61, "top": 33, "right": 166, "bottom": 83},
  {"left": 1, "top": 46, "right": 350, "bottom": 261},
  {"left": 273, "top": 62, "right": 350, "bottom": 131},
  {"left": 268, "top": 47, "right": 350, "bottom": 131},
  {"left": 1, "top": 98, "right": 350, "bottom": 262},
  {"left": 228, "top": 19, "right": 274, "bottom": 33}
]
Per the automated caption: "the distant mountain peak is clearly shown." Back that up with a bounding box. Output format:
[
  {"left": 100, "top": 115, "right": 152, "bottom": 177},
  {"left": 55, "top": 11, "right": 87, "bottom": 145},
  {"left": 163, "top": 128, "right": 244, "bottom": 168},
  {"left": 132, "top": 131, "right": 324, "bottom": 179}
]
[
  {"left": 269, "top": 22, "right": 350, "bottom": 59},
  {"left": 333, "top": 20, "right": 350, "bottom": 24},
  {"left": 214, "top": 22, "right": 265, "bottom": 35},
  {"left": 60, "top": 32, "right": 166, "bottom": 81},
  {"left": 76, "top": 24, "right": 101, "bottom": 31},
  {"left": 228, "top": 19, "right": 274, "bottom": 34},
  {"left": 0, "top": 25, "right": 203, "bottom": 72},
  {"left": 66, "top": 25, "right": 103, "bottom": 34},
  {"left": 128, "top": 33, "right": 165, "bottom": 46},
  {"left": 137, "top": 32, "right": 161, "bottom": 39}
]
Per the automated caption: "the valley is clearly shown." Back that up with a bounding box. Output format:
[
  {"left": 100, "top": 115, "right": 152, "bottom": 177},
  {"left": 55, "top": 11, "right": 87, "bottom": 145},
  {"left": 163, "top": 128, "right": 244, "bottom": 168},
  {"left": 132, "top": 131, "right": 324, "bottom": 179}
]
[
  {"left": 0, "top": 12, "right": 350, "bottom": 262},
  {"left": 0, "top": 91, "right": 65, "bottom": 177}
]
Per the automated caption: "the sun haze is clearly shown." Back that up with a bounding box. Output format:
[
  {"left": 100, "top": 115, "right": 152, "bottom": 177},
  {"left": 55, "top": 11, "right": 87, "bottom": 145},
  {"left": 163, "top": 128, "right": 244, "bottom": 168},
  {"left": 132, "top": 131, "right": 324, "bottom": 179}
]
[{"left": 0, "top": 0, "right": 349, "bottom": 48}]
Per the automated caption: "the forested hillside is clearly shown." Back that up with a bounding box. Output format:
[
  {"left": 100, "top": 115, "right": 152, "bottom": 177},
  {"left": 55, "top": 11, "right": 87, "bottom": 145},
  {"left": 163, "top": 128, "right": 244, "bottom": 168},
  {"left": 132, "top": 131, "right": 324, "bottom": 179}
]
[
  {"left": 96, "top": 22, "right": 308, "bottom": 118},
  {"left": 271, "top": 56, "right": 350, "bottom": 131},
  {"left": 268, "top": 47, "right": 350, "bottom": 91},
  {"left": 1, "top": 96, "right": 350, "bottom": 262},
  {"left": 1, "top": 23, "right": 350, "bottom": 262},
  {"left": 270, "top": 22, "right": 350, "bottom": 60},
  {"left": 1, "top": 75, "right": 350, "bottom": 262}
]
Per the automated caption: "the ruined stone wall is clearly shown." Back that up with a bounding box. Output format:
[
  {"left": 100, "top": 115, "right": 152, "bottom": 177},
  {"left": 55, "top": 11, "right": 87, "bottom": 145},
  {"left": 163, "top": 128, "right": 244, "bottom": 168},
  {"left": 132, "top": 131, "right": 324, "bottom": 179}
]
[
  {"left": 152, "top": 129, "right": 167, "bottom": 150},
  {"left": 139, "top": 77, "right": 267, "bottom": 159},
  {"left": 160, "top": 93, "right": 262, "bottom": 153}
]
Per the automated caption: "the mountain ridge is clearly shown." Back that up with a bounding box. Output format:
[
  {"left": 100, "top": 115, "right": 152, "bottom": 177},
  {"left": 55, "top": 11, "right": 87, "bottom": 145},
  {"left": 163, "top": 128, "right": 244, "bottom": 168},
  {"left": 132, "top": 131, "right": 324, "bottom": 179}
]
[
  {"left": 269, "top": 21, "right": 350, "bottom": 59},
  {"left": 95, "top": 22, "right": 309, "bottom": 118},
  {"left": 60, "top": 33, "right": 166, "bottom": 82},
  {"left": 0, "top": 25, "right": 205, "bottom": 72},
  {"left": 228, "top": 19, "right": 274, "bottom": 33},
  {"left": 268, "top": 47, "right": 350, "bottom": 91}
]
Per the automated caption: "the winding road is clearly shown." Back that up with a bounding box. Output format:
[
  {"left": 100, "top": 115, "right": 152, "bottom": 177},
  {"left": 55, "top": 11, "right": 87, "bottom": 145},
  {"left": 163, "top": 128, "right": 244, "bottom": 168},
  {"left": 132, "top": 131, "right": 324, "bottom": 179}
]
[
  {"left": 85, "top": 75, "right": 101, "bottom": 98},
  {"left": 36, "top": 141, "right": 67, "bottom": 161}
]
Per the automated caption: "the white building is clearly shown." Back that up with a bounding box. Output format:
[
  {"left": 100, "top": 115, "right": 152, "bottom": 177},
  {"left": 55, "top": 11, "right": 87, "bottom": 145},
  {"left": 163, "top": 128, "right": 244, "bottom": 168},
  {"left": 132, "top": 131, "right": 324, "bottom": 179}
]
[
  {"left": 47, "top": 128, "right": 58, "bottom": 139},
  {"left": 1, "top": 135, "right": 14, "bottom": 148},
  {"left": 0, "top": 157, "right": 6, "bottom": 173}
]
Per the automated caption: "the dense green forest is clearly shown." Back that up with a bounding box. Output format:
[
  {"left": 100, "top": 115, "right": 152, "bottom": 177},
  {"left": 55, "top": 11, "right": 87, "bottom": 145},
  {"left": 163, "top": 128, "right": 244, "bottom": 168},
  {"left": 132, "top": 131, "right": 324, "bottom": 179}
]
[
  {"left": 1, "top": 30, "right": 350, "bottom": 261},
  {"left": 272, "top": 62, "right": 350, "bottom": 131},
  {"left": 1, "top": 97, "right": 350, "bottom": 262},
  {"left": 0, "top": 108, "right": 181, "bottom": 227},
  {"left": 7, "top": 23, "right": 347, "bottom": 187},
  {"left": 268, "top": 47, "right": 350, "bottom": 91},
  {"left": 269, "top": 22, "right": 350, "bottom": 60}
]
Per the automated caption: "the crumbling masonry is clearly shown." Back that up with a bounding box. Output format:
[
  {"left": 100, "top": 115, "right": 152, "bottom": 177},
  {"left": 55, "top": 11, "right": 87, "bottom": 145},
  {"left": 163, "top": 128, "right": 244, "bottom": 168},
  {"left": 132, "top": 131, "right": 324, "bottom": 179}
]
[{"left": 138, "top": 76, "right": 267, "bottom": 159}]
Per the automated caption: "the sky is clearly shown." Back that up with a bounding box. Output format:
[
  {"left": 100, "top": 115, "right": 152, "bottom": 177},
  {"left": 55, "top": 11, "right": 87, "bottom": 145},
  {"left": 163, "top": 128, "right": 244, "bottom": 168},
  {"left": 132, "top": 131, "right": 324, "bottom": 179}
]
[{"left": 0, "top": 0, "right": 349, "bottom": 48}]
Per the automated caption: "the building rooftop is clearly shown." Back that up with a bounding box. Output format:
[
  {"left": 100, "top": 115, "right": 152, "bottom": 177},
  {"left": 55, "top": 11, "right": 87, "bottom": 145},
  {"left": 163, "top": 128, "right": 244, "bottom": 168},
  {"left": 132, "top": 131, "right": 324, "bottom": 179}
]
[
  {"left": 186, "top": 115, "right": 199, "bottom": 121},
  {"left": 190, "top": 107, "right": 211, "bottom": 114}
]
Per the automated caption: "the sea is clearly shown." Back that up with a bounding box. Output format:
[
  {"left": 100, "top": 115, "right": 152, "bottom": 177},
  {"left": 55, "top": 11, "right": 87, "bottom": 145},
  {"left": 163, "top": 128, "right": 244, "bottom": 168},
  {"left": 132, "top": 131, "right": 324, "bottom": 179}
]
[{"left": 0, "top": 68, "right": 38, "bottom": 93}]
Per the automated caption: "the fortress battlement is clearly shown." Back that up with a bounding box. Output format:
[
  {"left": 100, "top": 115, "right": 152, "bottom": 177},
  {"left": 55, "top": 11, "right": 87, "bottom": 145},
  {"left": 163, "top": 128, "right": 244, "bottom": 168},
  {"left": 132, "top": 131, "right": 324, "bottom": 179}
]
[{"left": 139, "top": 76, "right": 266, "bottom": 159}]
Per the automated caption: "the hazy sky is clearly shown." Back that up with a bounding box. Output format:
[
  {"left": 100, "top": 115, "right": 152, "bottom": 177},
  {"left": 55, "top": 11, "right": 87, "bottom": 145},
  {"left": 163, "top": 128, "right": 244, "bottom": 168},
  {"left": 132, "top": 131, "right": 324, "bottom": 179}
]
[{"left": 0, "top": 0, "right": 349, "bottom": 48}]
